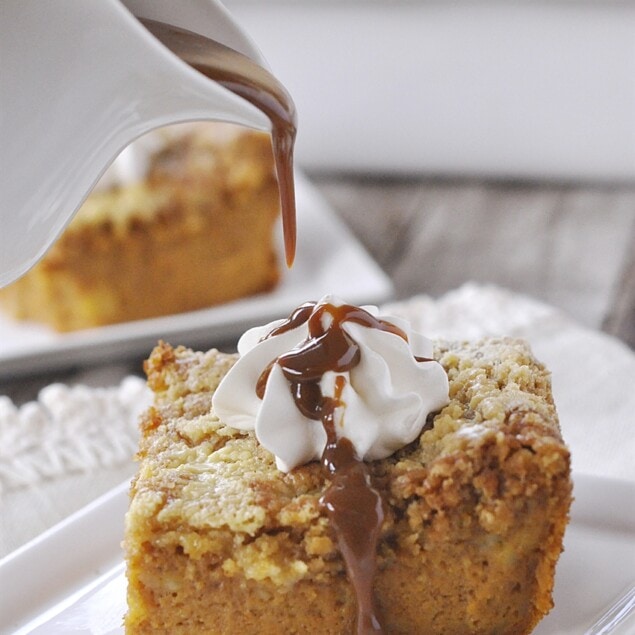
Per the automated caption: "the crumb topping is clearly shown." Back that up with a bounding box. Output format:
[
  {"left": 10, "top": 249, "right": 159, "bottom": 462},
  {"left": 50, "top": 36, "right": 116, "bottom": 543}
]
[
  {"left": 45, "top": 127, "right": 275, "bottom": 250},
  {"left": 127, "top": 338, "right": 570, "bottom": 588}
]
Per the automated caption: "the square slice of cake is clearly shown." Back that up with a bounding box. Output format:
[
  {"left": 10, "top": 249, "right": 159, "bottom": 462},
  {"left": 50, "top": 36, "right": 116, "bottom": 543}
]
[
  {"left": 0, "top": 123, "right": 280, "bottom": 331},
  {"left": 124, "top": 333, "right": 571, "bottom": 634}
]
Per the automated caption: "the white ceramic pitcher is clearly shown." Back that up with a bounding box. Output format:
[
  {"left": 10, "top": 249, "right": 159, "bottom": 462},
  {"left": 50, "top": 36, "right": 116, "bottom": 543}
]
[{"left": 0, "top": 0, "right": 272, "bottom": 287}]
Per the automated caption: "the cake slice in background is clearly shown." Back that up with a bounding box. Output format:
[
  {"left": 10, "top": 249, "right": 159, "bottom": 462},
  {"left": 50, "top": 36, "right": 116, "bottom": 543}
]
[{"left": 0, "top": 123, "right": 281, "bottom": 331}]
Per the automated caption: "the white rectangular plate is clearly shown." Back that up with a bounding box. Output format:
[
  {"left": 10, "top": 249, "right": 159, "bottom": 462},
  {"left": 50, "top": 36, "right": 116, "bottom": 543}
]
[
  {"left": 1, "top": 474, "right": 633, "bottom": 634},
  {"left": 0, "top": 173, "right": 393, "bottom": 380}
]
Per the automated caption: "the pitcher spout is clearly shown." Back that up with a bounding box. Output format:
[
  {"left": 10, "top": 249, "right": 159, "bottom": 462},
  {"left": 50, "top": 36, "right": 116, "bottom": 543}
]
[{"left": 1, "top": 0, "right": 273, "bottom": 286}]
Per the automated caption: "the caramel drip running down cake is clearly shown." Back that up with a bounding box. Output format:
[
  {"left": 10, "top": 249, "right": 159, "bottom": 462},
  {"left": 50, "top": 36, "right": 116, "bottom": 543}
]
[{"left": 124, "top": 297, "right": 572, "bottom": 634}]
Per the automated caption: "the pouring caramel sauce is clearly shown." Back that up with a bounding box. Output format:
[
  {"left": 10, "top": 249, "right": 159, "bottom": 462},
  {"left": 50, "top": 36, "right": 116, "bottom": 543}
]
[
  {"left": 144, "top": 20, "right": 389, "bottom": 633},
  {"left": 257, "top": 302, "right": 421, "bottom": 634},
  {"left": 140, "top": 18, "right": 298, "bottom": 267}
]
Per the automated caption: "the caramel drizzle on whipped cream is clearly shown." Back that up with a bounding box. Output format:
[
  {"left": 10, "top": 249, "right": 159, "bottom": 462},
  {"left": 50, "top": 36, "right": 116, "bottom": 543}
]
[{"left": 256, "top": 301, "right": 417, "bottom": 634}]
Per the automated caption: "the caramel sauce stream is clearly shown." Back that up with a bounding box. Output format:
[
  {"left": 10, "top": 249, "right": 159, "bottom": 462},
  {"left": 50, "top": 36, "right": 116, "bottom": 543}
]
[
  {"left": 141, "top": 18, "right": 407, "bottom": 632},
  {"left": 257, "top": 302, "right": 413, "bottom": 634},
  {"left": 140, "top": 18, "right": 298, "bottom": 266}
]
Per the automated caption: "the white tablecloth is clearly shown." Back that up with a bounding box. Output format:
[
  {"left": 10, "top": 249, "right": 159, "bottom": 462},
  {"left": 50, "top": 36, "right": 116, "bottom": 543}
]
[{"left": 1, "top": 283, "right": 634, "bottom": 558}]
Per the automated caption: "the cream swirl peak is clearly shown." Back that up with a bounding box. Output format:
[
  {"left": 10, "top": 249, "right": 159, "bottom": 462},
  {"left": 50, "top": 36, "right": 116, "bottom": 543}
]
[{"left": 212, "top": 296, "right": 450, "bottom": 472}]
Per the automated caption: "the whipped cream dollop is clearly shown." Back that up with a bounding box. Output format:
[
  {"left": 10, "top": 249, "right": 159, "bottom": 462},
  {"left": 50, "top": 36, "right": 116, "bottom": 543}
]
[{"left": 212, "top": 296, "right": 450, "bottom": 472}]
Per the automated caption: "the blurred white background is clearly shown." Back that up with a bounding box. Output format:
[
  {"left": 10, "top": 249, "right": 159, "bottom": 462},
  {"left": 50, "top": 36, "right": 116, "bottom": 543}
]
[{"left": 226, "top": 0, "right": 635, "bottom": 180}]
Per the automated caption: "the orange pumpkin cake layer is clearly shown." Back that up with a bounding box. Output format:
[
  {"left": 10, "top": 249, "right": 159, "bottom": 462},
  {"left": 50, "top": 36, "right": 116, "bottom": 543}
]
[
  {"left": 124, "top": 337, "right": 571, "bottom": 634},
  {"left": 0, "top": 124, "right": 280, "bottom": 331}
]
